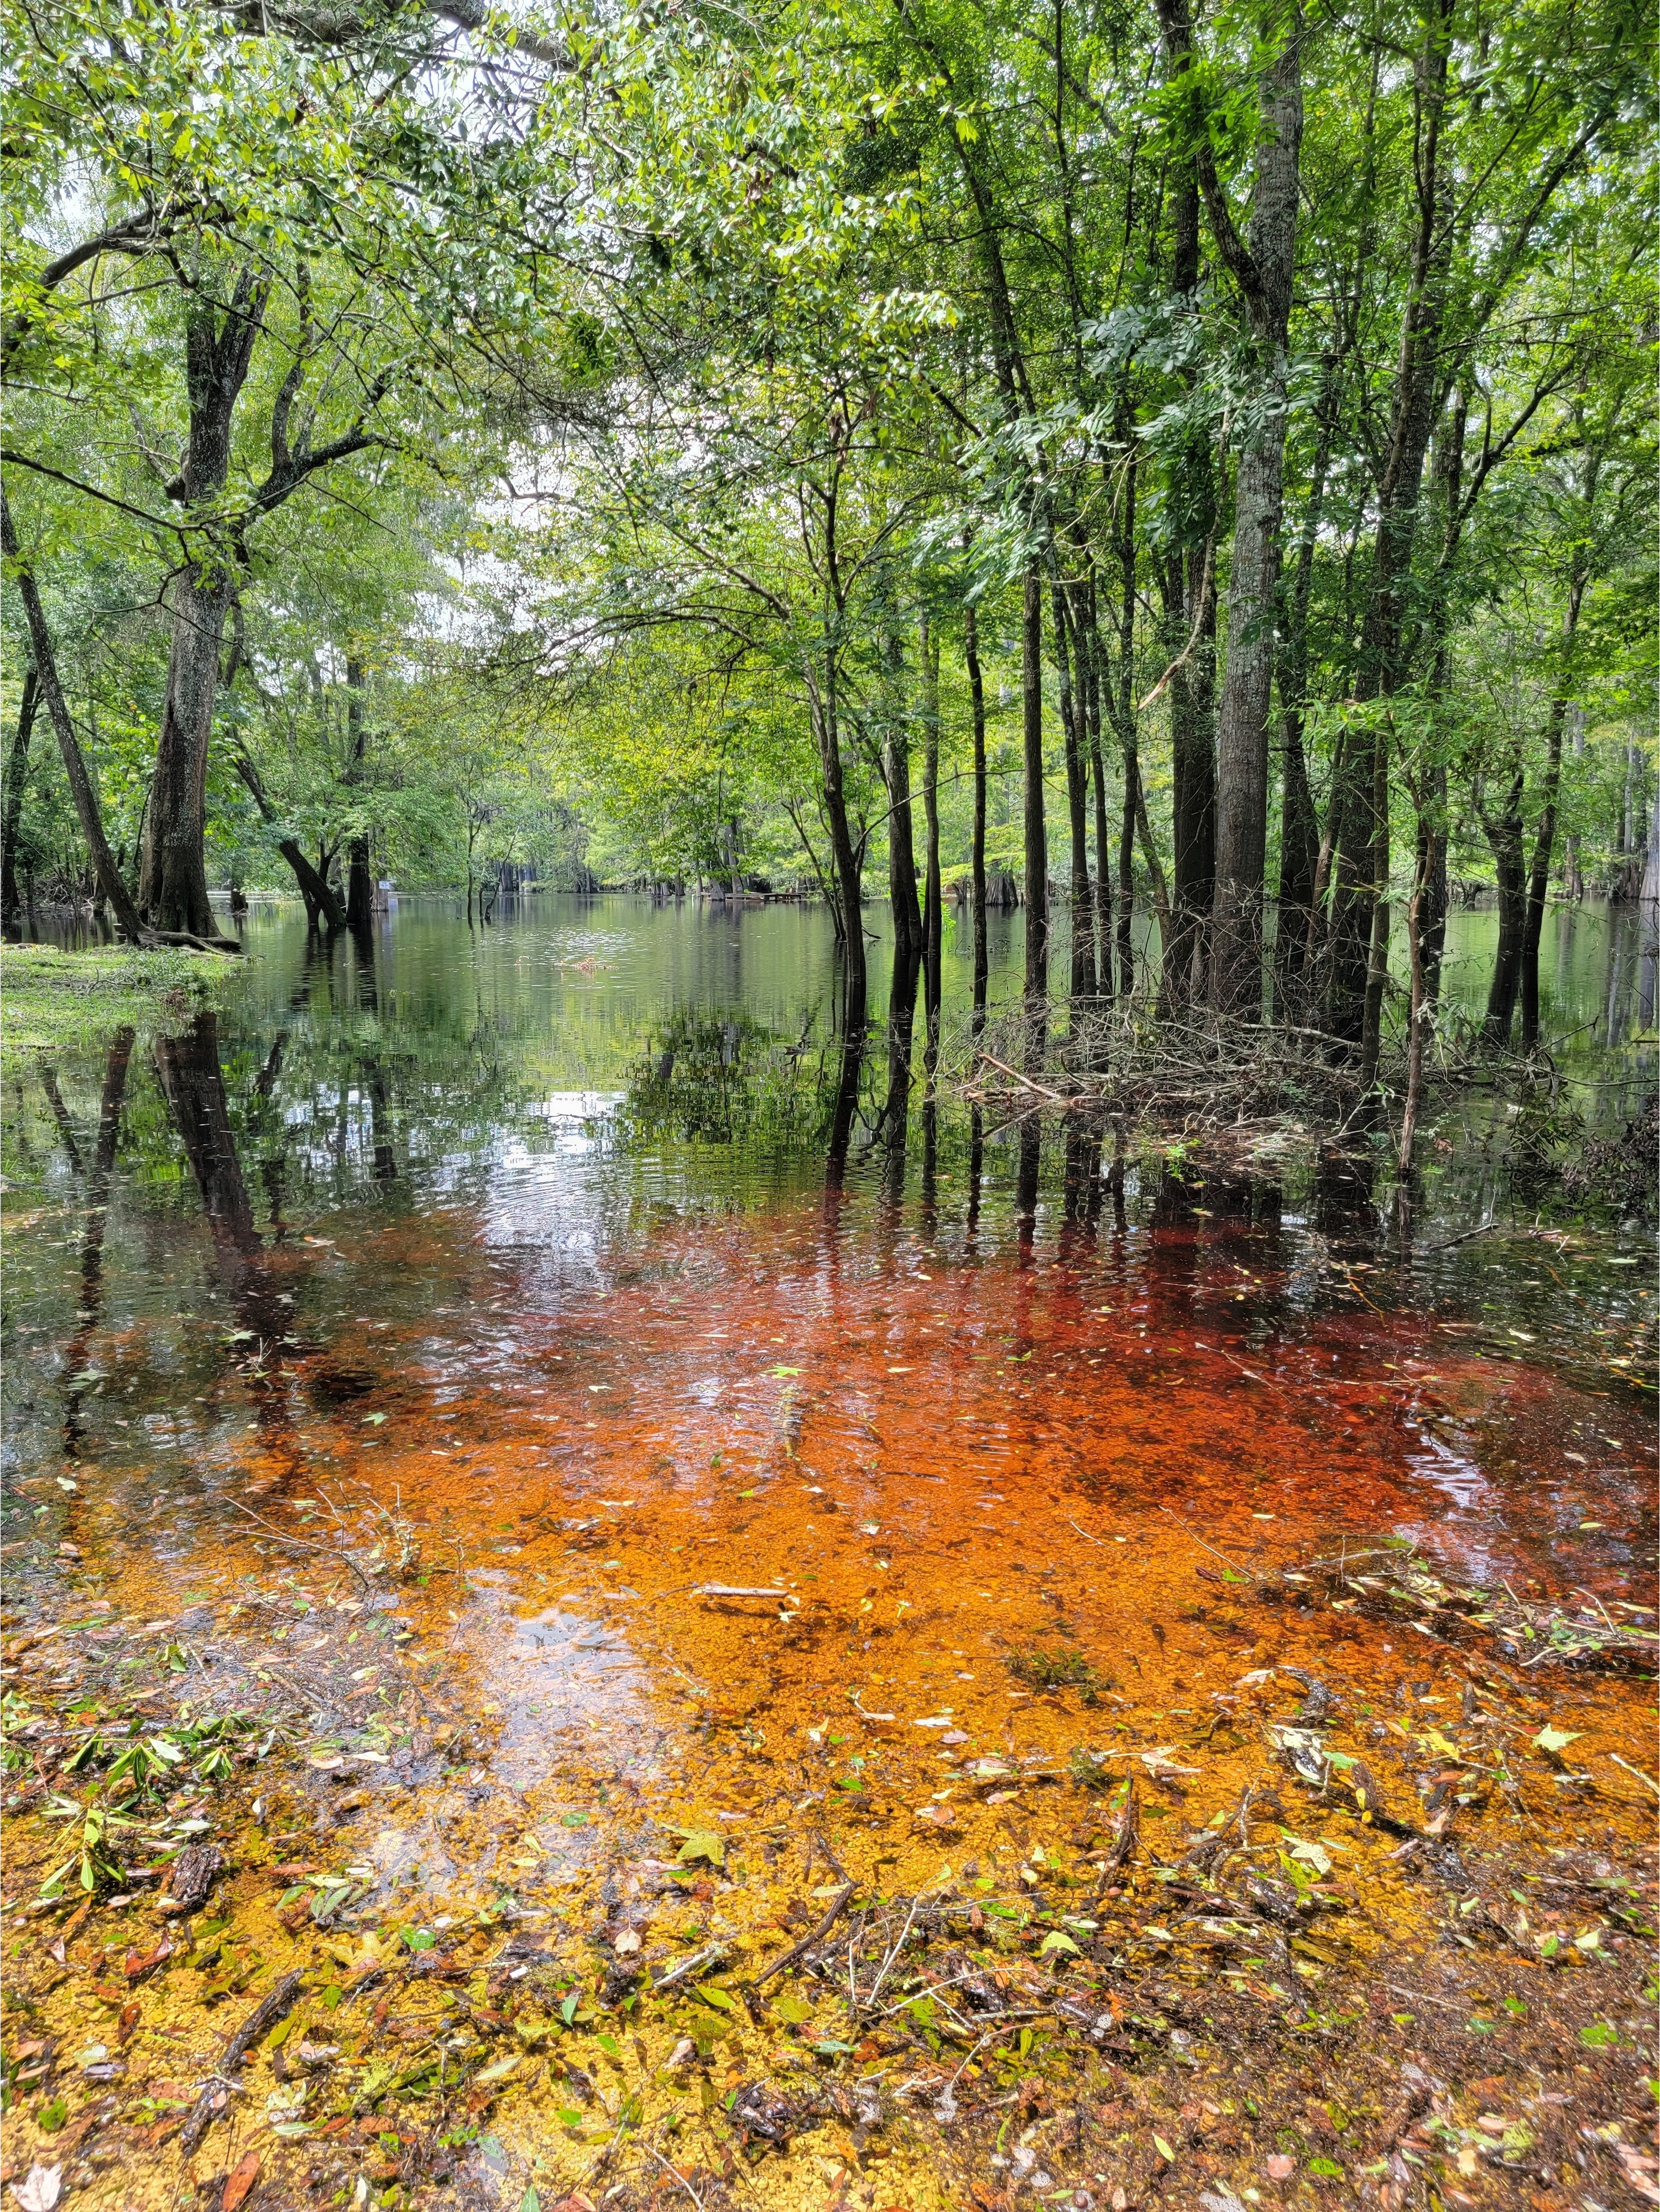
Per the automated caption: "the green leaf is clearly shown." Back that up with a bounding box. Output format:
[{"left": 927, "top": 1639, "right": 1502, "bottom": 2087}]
[
  {"left": 1153, "top": 2134, "right": 1175, "bottom": 2161},
  {"left": 1533, "top": 1724, "right": 1580, "bottom": 1755},
  {"left": 671, "top": 1827, "right": 725, "bottom": 1867},
  {"left": 695, "top": 1983, "right": 737, "bottom": 2012},
  {"left": 1580, "top": 2022, "right": 1620, "bottom": 2048}
]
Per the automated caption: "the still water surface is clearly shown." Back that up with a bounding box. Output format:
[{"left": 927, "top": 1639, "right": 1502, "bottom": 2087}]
[{"left": 4, "top": 892, "right": 1653, "bottom": 1621}]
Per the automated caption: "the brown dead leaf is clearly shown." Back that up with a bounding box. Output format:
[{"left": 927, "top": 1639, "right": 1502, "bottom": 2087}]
[{"left": 221, "top": 2152, "right": 260, "bottom": 2212}]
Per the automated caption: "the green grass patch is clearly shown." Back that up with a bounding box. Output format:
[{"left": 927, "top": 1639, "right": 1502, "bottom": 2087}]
[{"left": 0, "top": 943, "right": 231, "bottom": 1063}]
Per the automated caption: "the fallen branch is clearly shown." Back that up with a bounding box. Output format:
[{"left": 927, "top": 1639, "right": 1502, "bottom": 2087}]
[
  {"left": 179, "top": 1969, "right": 302, "bottom": 2151},
  {"left": 974, "top": 1049, "right": 1069, "bottom": 1105},
  {"left": 652, "top": 1941, "right": 728, "bottom": 1994},
  {"left": 747, "top": 1881, "right": 855, "bottom": 1990},
  {"left": 224, "top": 1497, "right": 376, "bottom": 1595}
]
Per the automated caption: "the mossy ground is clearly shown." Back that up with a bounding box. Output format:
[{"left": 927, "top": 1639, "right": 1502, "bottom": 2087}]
[{"left": 0, "top": 945, "right": 231, "bottom": 1067}]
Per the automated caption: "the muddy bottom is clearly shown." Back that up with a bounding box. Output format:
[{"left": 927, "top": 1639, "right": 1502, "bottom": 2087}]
[{"left": 4, "top": 1176, "right": 1657, "bottom": 2212}]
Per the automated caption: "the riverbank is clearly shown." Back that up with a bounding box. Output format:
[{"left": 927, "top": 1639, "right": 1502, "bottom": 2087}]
[{"left": 0, "top": 945, "right": 231, "bottom": 1066}]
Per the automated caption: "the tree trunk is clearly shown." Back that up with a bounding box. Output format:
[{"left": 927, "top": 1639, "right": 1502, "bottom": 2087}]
[
  {"left": 1162, "top": 549, "right": 1215, "bottom": 1014},
  {"left": 919, "top": 613, "right": 942, "bottom": 1042},
  {"left": 1482, "top": 769, "right": 1527, "bottom": 1045},
  {"left": 230, "top": 744, "right": 347, "bottom": 931},
  {"left": 345, "top": 653, "right": 373, "bottom": 930},
  {"left": 1209, "top": 11, "right": 1302, "bottom": 1016},
  {"left": 880, "top": 582, "right": 922, "bottom": 961},
  {"left": 812, "top": 660, "right": 866, "bottom": 1025},
  {"left": 142, "top": 571, "right": 236, "bottom": 938},
  {"left": 139, "top": 272, "right": 265, "bottom": 938},
  {"left": 1521, "top": 552, "right": 1590, "bottom": 1044},
  {"left": 1358, "top": 716, "right": 1391, "bottom": 1086},
  {"left": 1021, "top": 563, "right": 1049, "bottom": 1045},
  {"left": 1078, "top": 578, "right": 1114, "bottom": 1004},
  {"left": 1520, "top": 705, "right": 1565, "bottom": 1048},
  {"left": 0, "top": 488, "right": 145, "bottom": 942},
  {"left": 1275, "top": 351, "right": 1339, "bottom": 1010},
  {"left": 1052, "top": 573, "right": 1097, "bottom": 1008},
  {"left": 1328, "top": 0, "right": 1452, "bottom": 1042},
  {"left": 1116, "top": 758, "right": 1137, "bottom": 999},
  {"left": 1397, "top": 839, "right": 1429, "bottom": 1176},
  {"left": 1, "top": 656, "right": 39, "bottom": 932},
  {"left": 965, "top": 603, "right": 990, "bottom": 1029}
]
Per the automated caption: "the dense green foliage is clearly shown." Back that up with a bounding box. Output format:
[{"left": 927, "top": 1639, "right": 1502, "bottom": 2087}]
[{"left": 2, "top": 0, "right": 1654, "bottom": 1051}]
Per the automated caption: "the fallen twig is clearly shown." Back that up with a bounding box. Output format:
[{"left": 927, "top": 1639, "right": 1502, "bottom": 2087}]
[
  {"left": 179, "top": 1969, "right": 302, "bottom": 2151},
  {"left": 748, "top": 1881, "right": 855, "bottom": 1990},
  {"left": 224, "top": 1499, "right": 375, "bottom": 1595}
]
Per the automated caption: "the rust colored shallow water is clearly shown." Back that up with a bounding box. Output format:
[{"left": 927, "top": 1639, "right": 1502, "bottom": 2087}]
[{"left": 1, "top": 902, "right": 1655, "bottom": 2212}]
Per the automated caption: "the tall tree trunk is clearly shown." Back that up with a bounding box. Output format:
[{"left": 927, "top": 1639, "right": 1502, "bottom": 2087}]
[
  {"left": 1021, "top": 563, "right": 1049, "bottom": 1047},
  {"left": 965, "top": 603, "right": 990, "bottom": 1029},
  {"left": 1162, "top": 549, "right": 1216, "bottom": 1014},
  {"left": 1275, "top": 349, "right": 1339, "bottom": 1010},
  {"left": 1397, "top": 835, "right": 1429, "bottom": 1176},
  {"left": 1078, "top": 578, "right": 1114, "bottom": 1004},
  {"left": 1, "top": 656, "right": 39, "bottom": 933},
  {"left": 1328, "top": 0, "right": 1452, "bottom": 1042},
  {"left": 1482, "top": 766, "right": 1527, "bottom": 1045},
  {"left": 1116, "top": 761, "right": 1137, "bottom": 1000},
  {"left": 345, "top": 653, "right": 373, "bottom": 931},
  {"left": 880, "top": 580, "right": 922, "bottom": 960},
  {"left": 1153, "top": 160, "right": 1213, "bottom": 1018},
  {"left": 139, "top": 270, "right": 265, "bottom": 937},
  {"left": 1207, "top": 8, "right": 1303, "bottom": 1015},
  {"left": 812, "top": 659, "right": 866, "bottom": 1025},
  {"left": 1, "top": 488, "right": 145, "bottom": 942},
  {"left": 1359, "top": 712, "right": 1392, "bottom": 1084},
  {"left": 1052, "top": 572, "right": 1097, "bottom": 1008},
  {"left": 1521, "top": 542, "right": 1591, "bottom": 1044},
  {"left": 919, "top": 613, "right": 943, "bottom": 1043},
  {"left": 1102, "top": 403, "right": 1142, "bottom": 1001},
  {"left": 142, "top": 572, "right": 236, "bottom": 937}
]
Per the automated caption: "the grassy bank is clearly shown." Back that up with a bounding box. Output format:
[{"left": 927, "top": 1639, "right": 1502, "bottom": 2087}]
[{"left": 0, "top": 942, "right": 232, "bottom": 1065}]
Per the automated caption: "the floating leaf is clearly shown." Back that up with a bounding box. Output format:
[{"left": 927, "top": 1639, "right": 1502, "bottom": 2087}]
[
  {"left": 670, "top": 1827, "right": 725, "bottom": 1867},
  {"left": 222, "top": 2152, "right": 261, "bottom": 2212},
  {"left": 1533, "top": 1725, "right": 1580, "bottom": 1755},
  {"left": 9, "top": 2169, "right": 61, "bottom": 2212}
]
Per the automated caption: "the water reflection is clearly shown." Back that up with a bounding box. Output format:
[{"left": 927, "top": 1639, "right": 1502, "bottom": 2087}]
[{"left": 2, "top": 894, "right": 1653, "bottom": 1634}]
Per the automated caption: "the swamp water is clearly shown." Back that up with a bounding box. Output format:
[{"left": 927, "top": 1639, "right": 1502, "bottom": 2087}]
[{"left": 1, "top": 896, "right": 1654, "bottom": 2212}]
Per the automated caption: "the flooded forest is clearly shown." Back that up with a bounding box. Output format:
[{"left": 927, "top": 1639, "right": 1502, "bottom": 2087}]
[{"left": 1, "top": 4, "right": 1657, "bottom": 2212}]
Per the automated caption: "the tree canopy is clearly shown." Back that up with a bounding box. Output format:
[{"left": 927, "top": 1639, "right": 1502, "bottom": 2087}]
[{"left": 3, "top": 0, "right": 1653, "bottom": 1060}]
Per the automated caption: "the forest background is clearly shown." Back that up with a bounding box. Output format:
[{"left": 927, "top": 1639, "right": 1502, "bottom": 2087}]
[{"left": 2, "top": 0, "right": 1655, "bottom": 1064}]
